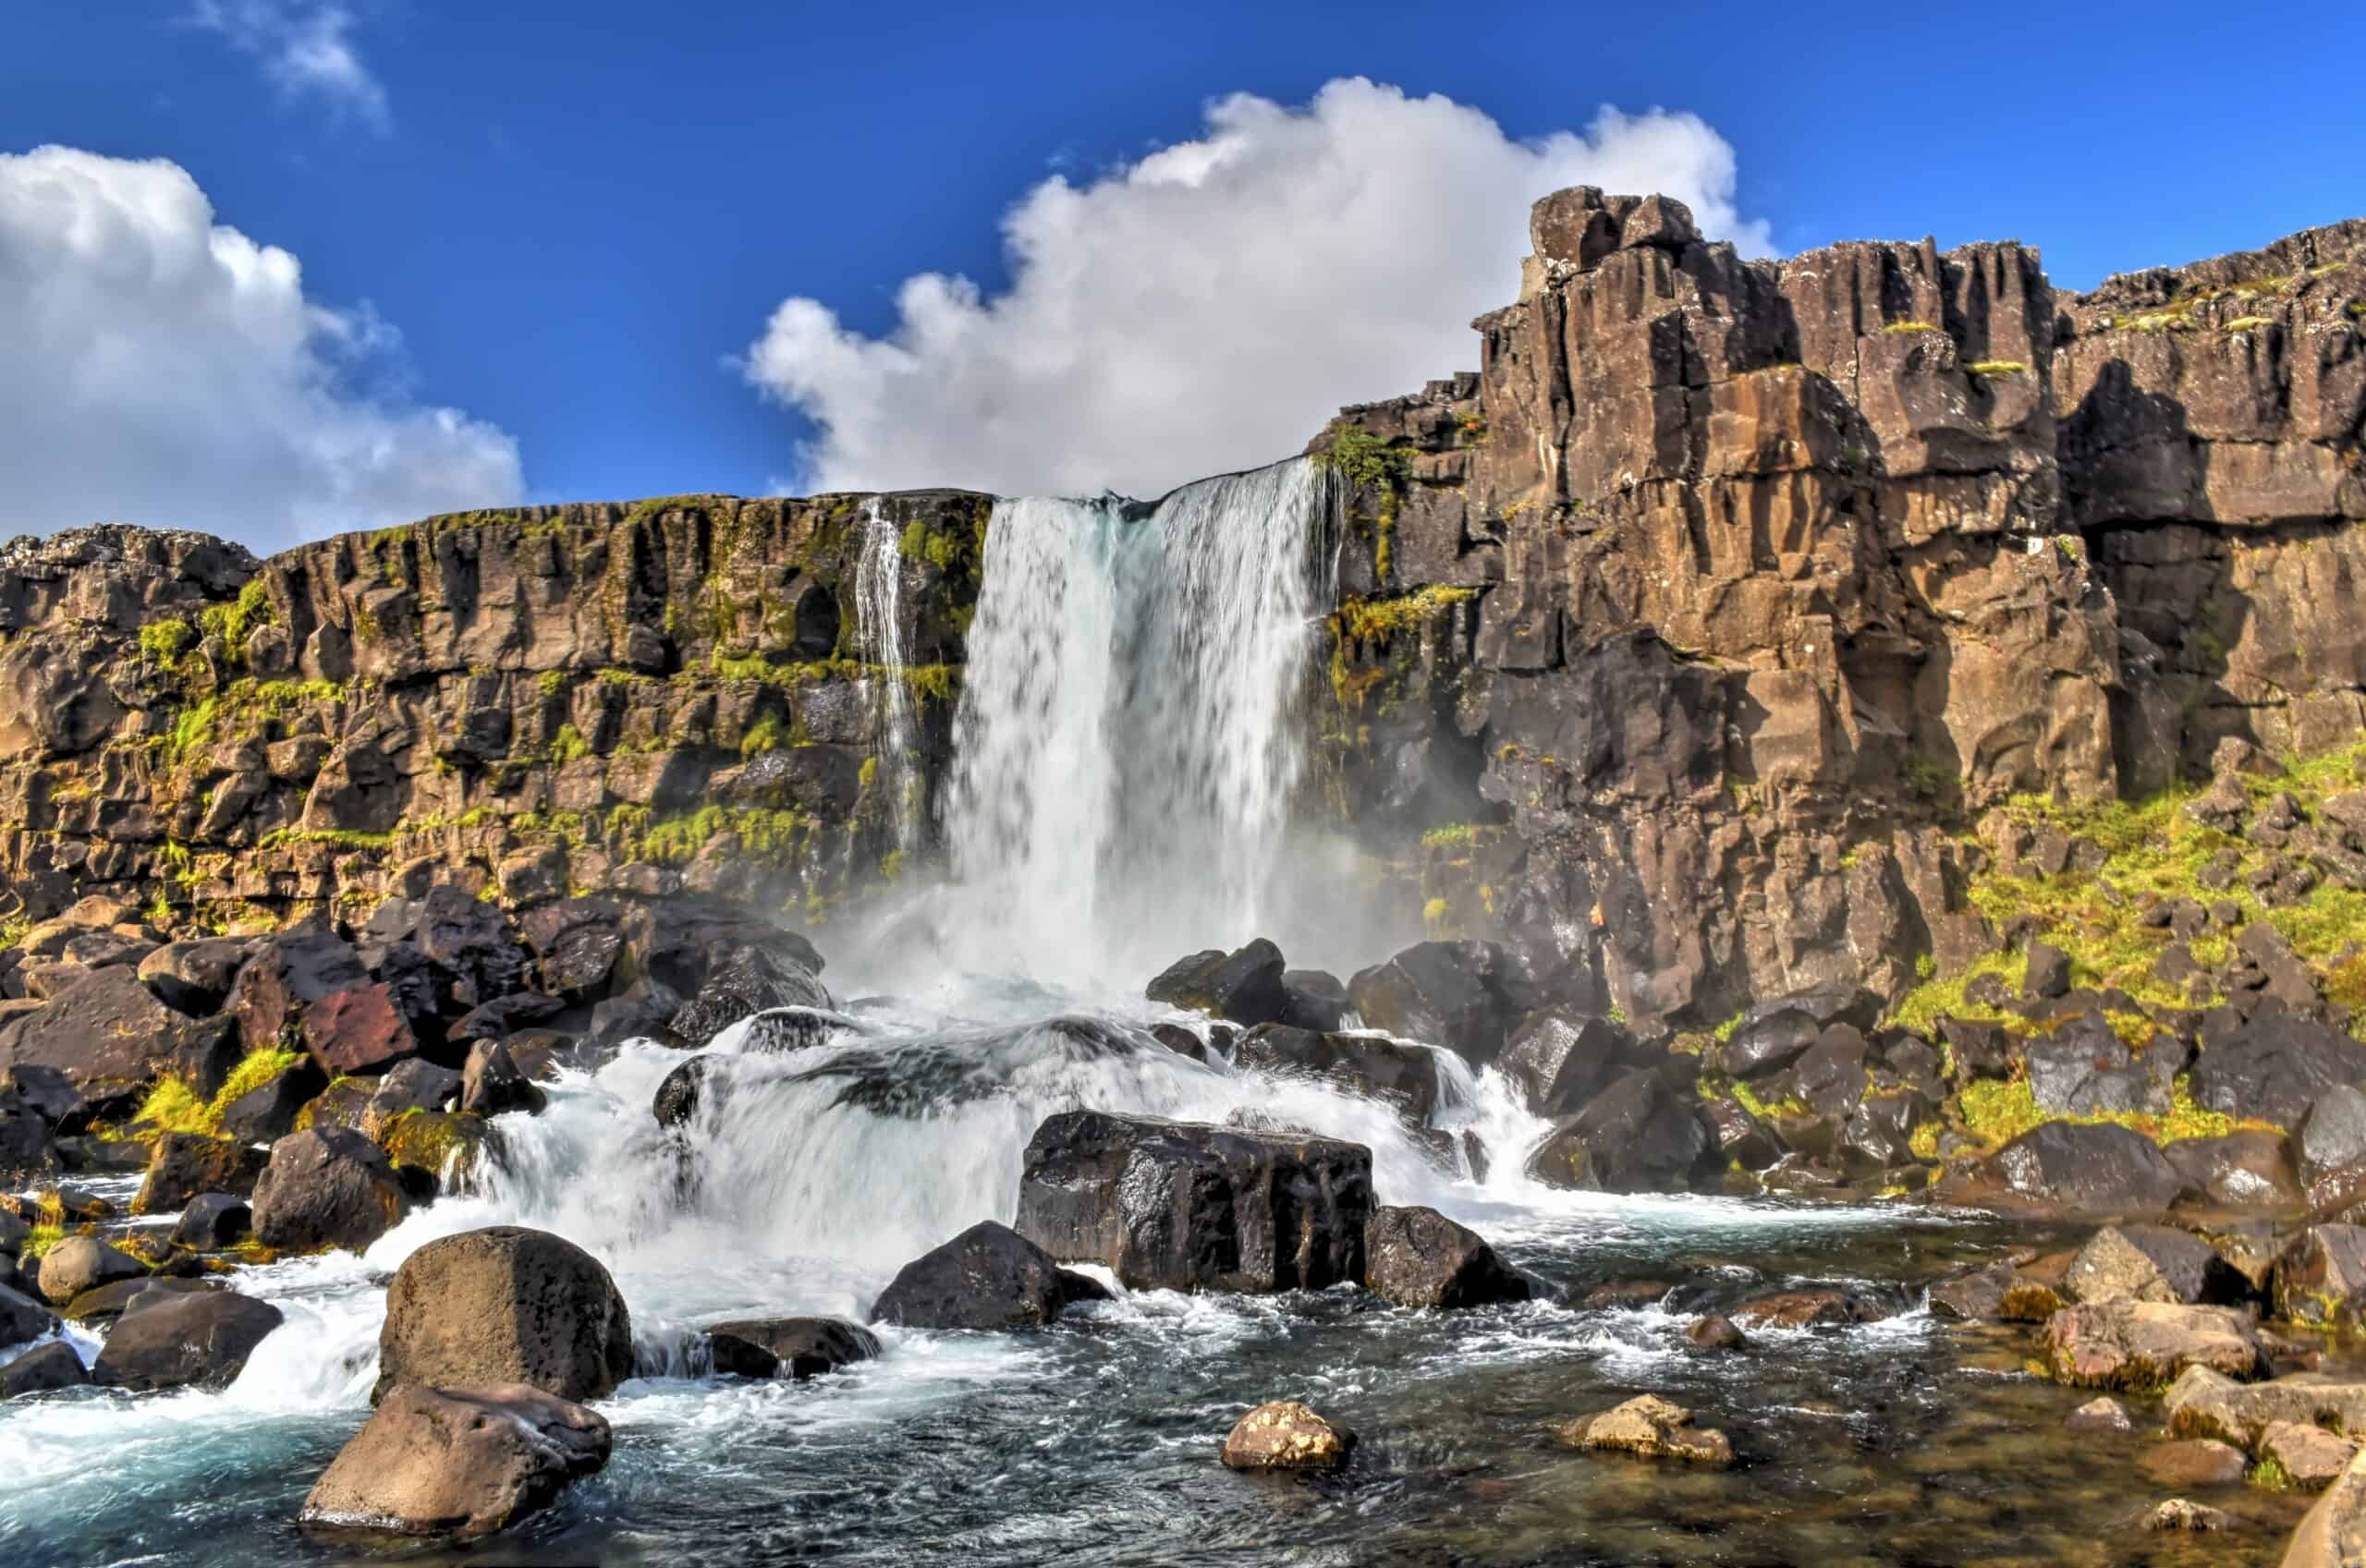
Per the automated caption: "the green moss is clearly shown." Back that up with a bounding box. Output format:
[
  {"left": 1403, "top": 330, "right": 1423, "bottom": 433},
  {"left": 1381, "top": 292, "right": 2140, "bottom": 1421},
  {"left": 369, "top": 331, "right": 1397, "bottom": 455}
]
[
  {"left": 1883, "top": 320, "right": 1942, "bottom": 334},
  {"left": 739, "top": 713, "right": 790, "bottom": 757},
  {"left": 133, "top": 1049, "right": 308, "bottom": 1137},
  {"left": 1957, "top": 1071, "right": 2271, "bottom": 1157},
  {"left": 1335, "top": 586, "right": 1479, "bottom": 642},
  {"left": 1422, "top": 896, "right": 1450, "bottom": 929},
  {"left": 21, "top": 1222, "right": 63, "bottom": 1260},
  {"left": 1965, "top": 359, "right": 2029, "bottom": 375},
  {"left": 2224, "top": 315, "right": 2275, "bottom": 333},
  {"left": 537, "top": 670, "right": 570, "bottom": 697},
  {"left": 2248, "top": 1456, "right": 2295, "bottom": 1490},
  {"left": 140, "top": 617, "right": 196, "bottom": 664},
  {"left": 164, "top": 697, "right": 221, "bottom": 768},
  {"left": 549, "top": 723, "right": 592, "bottom": 764},
  {"left": 254, "top": 827, "right": 394, "bottom": 853},
  {"left": 1313, "top": 424, "right": 1413, "bottom": 490}
]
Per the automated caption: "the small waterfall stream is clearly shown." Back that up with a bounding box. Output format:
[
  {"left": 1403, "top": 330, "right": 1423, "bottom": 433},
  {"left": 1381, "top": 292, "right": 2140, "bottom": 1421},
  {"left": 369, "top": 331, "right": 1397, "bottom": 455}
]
[{"left": 853, "top": 499, "right": 921, "bottom": 855}]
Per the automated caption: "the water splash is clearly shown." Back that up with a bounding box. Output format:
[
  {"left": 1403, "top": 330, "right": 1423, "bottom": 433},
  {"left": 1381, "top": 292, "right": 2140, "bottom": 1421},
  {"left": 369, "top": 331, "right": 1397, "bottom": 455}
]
[
  {"left": 937, "top": 458, "right": 1330, "bottom": 987},
  {"left": 853, "top": 498, "right": 921, "bottom": 854}
]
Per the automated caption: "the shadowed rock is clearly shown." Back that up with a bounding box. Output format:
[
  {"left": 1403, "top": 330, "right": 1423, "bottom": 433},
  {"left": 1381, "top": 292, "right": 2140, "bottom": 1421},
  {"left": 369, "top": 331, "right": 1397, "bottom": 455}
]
[
  {"left": 1361, "top": 1206, "right": 1531, "bottom": 1308},
  {"left": 706, "top": 1317, "right": 879, "bottom": 1380},
  {"left": 298, "top": 1384, "right": 612, "bottom": 1541},
  {"left": 870, "top": 1221, "right": 1110, "bottom": 1331},
  {"left": 91, "top": 1285, "right": 283, "bottom": 1392},
  {"left": 376, "top": 1227, "right": 633, "bottom": 1404}
]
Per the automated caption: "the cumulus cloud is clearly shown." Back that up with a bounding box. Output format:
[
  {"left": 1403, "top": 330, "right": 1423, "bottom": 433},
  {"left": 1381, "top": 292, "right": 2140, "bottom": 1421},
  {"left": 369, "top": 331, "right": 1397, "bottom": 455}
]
[
  {"left": 741, "top": 78, "right": 1772, "bottom": 499},
  {"left": 189, "top": 1, "right": 391, "bottom": 131},
  {"left": 0, "top": 145, "right": 523, "bottom": 549}
]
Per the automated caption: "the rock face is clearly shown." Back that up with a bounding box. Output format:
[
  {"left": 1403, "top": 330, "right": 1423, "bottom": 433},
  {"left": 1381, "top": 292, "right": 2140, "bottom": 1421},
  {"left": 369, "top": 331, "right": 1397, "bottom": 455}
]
[
  {"left": 1360, "top": 1205, "right": 1531, "bottom": 1308},
  {"left": 2284, "top": 1444, "right": 2366, "bottom": 1566},
  {"left": 1219, "top": 1401, "right": 1355, "bottom": 1471},
  {"left": 870, "top": 1221, "right": 1112, "bottom": 1331},
  {"left": 299, "top": 1383, "right": 612, "bottom": 1541},
  {"left": 1013, "top": 1112, "right": 1374, "bottom": 1294},
  {"left": 376, "top": 1227, "right": 634, "bottom": 1403},
  {"left": 1526, "top": 1070, "right": 1720, "bottom": 1194}
]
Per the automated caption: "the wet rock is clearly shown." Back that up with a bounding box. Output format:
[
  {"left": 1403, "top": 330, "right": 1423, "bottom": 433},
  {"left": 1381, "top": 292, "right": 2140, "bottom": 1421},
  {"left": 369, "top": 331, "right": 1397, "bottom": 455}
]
[
  {"left": 652, "top": 1054, "right": 717, "bottom": 1129},
  {"left": 738, "top": 1006, "right": 853, "bottom": 1055},
  {"left": 36, "top": 1234, "right": 144, "bottom": 1303},
  {"left": 136, "top": 938, "right": 254, "bottom": 1016},
  {"left": 1231, "top": 1025, "right": 1441, "bottom": 1123},
  {"left": 1220, "top": 1400, "right": 1355, "bottom": 1471},
  {"left": 1717, "top": 987, "right": 1880, "bottom": 1079},
  {"left": 2066, "top": 1225, "right": 2252, "bottom": 1307},
  {"left": 2191, "top": 1008, "right": 2366, "bottom": 1127},
  {"left": 1146, "top": 940, "right": 1290, "bottom": 1028},
  {"left": 172, "top": 1191, "right": 252, "bottom": 1250},
  {"left": 1573, "top": 1279, "right": 1674, "bottom": 1311},
  {"left": 2023, "top": 1014, "right": 2177, "bottom": 1117},
  {"left": 1928, "top": 1260, "right": 2018, "bottom": 1320},
  {"left": 2284, "top": 1442, "right": 2366, "bottom": 1563},
  {"left": 357, "top": 1059, "right": 463, "bottom": 1139},
  {"left": 870, "top": 1221, "right": 1111, "bottom": 1331},
  {"left": 2273, "top": 1225, "right": 2366, "bottom": 1327},
  {"left": 2043, "top": 1301, "right": 2267, "bottom": 1389},
  {"left": 64, "top": 1274, "right": 215, "bottom": 1323},
  {"left": 1526, "top": 1069, "right": 1720, "bottom": 1195},
  {"left": 2137, "top": 1438, "right": 2246, "bottom": 1488},
  {"left": 1361, "top": 1206, "right": 1531, "bottom": 1309},
  {"left": 0, "top": 1339, "right": 86, "bottom": 1397},
  {"left": 1149, "top": 1023, "right": 1212, "bottom": 1063},
  {"left": 1496, "top": 1008, "right": 1628, "bottom": 1118},
  {"left": 298, "top": 1383, "right": 612, "bottom": 1541},
  {"left": 377, "top": 1226, "right": 634, "bottom": 1403},
  {"left": 2067, "top": 1396, "right": 2131, "bottom": 1433},
  {"left": 1345, "top": 941, "right": 1535, "bottom": 1067},
  {"left": 1554, "top": 1393, "right": 1732, "bottom": 1465},
  {"left": 1280, "top": 969, "right": 1351, "bottom": 1033},
  {"left": 1015, "top": 1111, "right": 1372, "bottom": 1293},
  {"left": 1731, "top": 1289, "right": 1880, "bottom": 1331},
  {"left": 0, "top": 1282, "right": 59, "bottom": 1347},
  {"left": 1685, "top": 1314, "right": 1746, "bottom": 1351},
  {"left": 2139, "top": 1499, "right": 2232, "bottom": 1532},
  {"left": 706, "top": 1317, "right": 879, "bottom": 1380},
  {"left": 669, "top": 947, "right": 832, "bottom": 1049},
  {"left": 517, "top": 898, "right": 625, "bottom": 1003},
  {"left": 133, "top": 1131, "right": 267, "bottom": 1216},
  {"left": 1937, "top": 1121, "right": 2189, "bottom": 1218},
  {"left": 250, "top": 1127, "right": 409, "bottom": 1253},
  {"left": 2167, "top": 1367, "right": 2366, "bottom": 1450},
  {"left": 2265, "top": 1419, "right": 2362, "bottom": 1489},
  {"left": 459, "top": 1039, "right": 545, "bottom": 1118},
  {"left": 91, "top": 1285, "right": 283, "bottom": 1391}
]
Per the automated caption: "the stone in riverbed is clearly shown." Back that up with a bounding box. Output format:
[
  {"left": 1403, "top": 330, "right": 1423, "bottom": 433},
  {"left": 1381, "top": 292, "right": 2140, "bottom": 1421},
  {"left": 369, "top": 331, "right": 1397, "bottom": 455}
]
[
  {"left": 298, "top": 1383, "right": 611, "bottom": 1541},
  {"left": 1496, "top": 1009, "right": 1627, "bottom": 1118},
  {"left": 2067, "top": 1396, "right": 2131, "bottom": 1433},
  {"left": 1685, "top": 1314, "right": 1746, "bottom": 1351},
  {"left": 1146, "top": 940, "right": 1290, "bottom": 1028},
  {"left": 0, "top": 1339, "right": 87, "bottom": 1398},
  {"left": 2264, "top": 1420, "right": 2362, "bottom": 1489},
  {"left": 2065, "top": 1224, "right": 2252, "bottom": 1307},
  {"left": 250, "top": 1127, "right": 409, "bottom": 1253},
  {"left": 91, "top": 1285, "right": 283, "bottom": 1391},
  {"left": 132, "top": 1131, "right": 267, "bottom": 1216},
  {"left": 668, "top": 947, "right": 832, "bottom": 1049},
  {"left": 2042, "top": 1301, "right": 2267, "bottom": 1389},
  {"left": 2136, "top": 1439, "right": 2246, "bottom": 1488},
  {"left": 1554, "top": 1394, "right": 1732, "bottom": 1465},
  {"left": 36, "top": 1234, "right": 144, "bottom": 1303},
  {"left": 1361, "top": 1206, "right": 1531, "bottom": 1309},
  {"left": 706, "top": 1317, "right": 879, "bottom": 1380},
  {"left": 0, "top": 1282, "right": 59, "bottom": 1347},
  {"left": 870, "top": 1221, "right": 1110, "bottom": 1331},
  {"left": 1730, "top": 1289, "right": 1880, "bottom": 1331},
  {"left": 64, "top": 1274, "right": 215, "bottom": 1322},
  {"left": 376, "top": 1226, "right": 633, "bottom": 1404},
  {"left": 1716, "top": 986, "right": 1880, "bottom": 1079},
  {"left": 2280, "top": 1444, "right": 2366, "bottom": 1564},
  {"left": 1014, "top": 1111, "right": 1372, "bottom": 1293},
  {"left": 1526, "top": 1069, "right": 1720, "bottom": 1195},
  {"left": 459, "top": 1039, "right": 545, "bottom": 1118},
  {"left": 1344, "top": 941, "right": 1535, "bottom": 1067},
  {"left": 2139, "top": 1500, "right": 2232, "bottom": 1532},
  {"left": 2165, "top": 1366, "right": 2366, "bottom": 1449},
  {"left": 1230, "top": 1024, "right": 1442, "bottom": 1122},
  {"left": 1220, "top": 1400, "right": 1354, "bottom": 1471},
  {"left": 1934, "top": 1120, "right": 2189, "bottom": 1218},
  {"left": 2273, "top": 1224, "right": 2366, "bottom": 1327},
  {"left": 172, "top": 1191, "right": 252, "bottom": 1250}
]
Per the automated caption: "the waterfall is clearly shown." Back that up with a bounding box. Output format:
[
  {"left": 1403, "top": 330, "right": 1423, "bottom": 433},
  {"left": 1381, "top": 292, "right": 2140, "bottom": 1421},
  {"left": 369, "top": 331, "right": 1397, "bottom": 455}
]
[
  {"left": 854, "top": 499, "right": 921, "bottom": 854},
  {"left": 937, "top": 458, "right": 1330, "bottom": 988}
]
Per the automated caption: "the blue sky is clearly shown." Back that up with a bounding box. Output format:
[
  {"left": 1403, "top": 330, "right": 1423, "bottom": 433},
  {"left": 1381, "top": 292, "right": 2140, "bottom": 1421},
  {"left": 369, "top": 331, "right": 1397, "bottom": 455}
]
[{"left": 4, "top": 1, "right": 2359, "bottom": 547}]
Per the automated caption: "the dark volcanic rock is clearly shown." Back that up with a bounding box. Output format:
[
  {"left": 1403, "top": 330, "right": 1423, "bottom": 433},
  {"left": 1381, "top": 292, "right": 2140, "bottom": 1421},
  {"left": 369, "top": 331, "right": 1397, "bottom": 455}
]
[
  {"left": 299, "top": 1383, "right": 612, "bottom": 1541},
  {"left": 1278, "top": 968, "right": 1351, "bottom": 1032},
  {"left": 1941, "top": 1121, "right": 2190, "bottom": 1218},
  {"left": 133, "top": 1131, "right": 267, "bottom": 1216},
  {"left": 0, "top": 1338, "right": 86, "bottom": 1397},
  {"left": 1497, "top": 1008, "right": 1628, "bottom": 1117},
  {"left": 0, "top": 1282, "right": 60, "bottom": 1348},
  {"left": 1528, "top": 1069, "right": 1720, "bottom": 1194},
  {"left": 226, "top": 929, "right": 371, "bottom": 1058},
  {"left": 459, "top": 1039, "right": 546, "bottom": 1118},
  {"left": 652, "top": 1054, "right": 717, "bottom": 1129},
  {"left": 376, "top": 1226, "right": 634, "bottom": 1403},
  {"left": 172, "top": 1191, "right": 253, "bottom": 1250},
  {"left": 670, "top": 947, "right": 833, "bottom": 1048},
  {"left": 91, "top": 1285, "right": 283, "bottom": 1391},
  {"left": 1144, "top": 940, "right": 1289, "bottom": 1028},
  {"left": 0, "top": 966, "right": 238, "bottom": 1096},
  {"left": 37, "top": 1234, "right": 144, "bottom": 1303},
  {"left": 2024, "top": 1014, "right": 2177, "bottom": 1117},
  {"left": 1014, "top": 1111, "right": 1373, "bottom": 1292},
  {"left": 870, "top": 1221, "right": 1111, "bottom": 1331},
  {"left": 2065, "top": 1225, "right": 2251, "bottom": 1306},
  {"left": 1361, "top": 1205, "right": 1531, "bottom": 1308},
  {"left": 2191, "top": 1009, "right": 2366, "bottom": 1127},
  {"left": 136, "top": 938, "right": 253, "bottom": 1016},
  {"left": 1230, "top": 1024, "right": 1442, "bottom": 1122},
  {"left": 2272, "top": 1224, "right": 2366, "bottom": 1328},
  {"left": 216, "top": 1053, "right": 328, "bottom": 1143},
  {"left": 706, "top": 1317, "right": 880, "bottom": 1380},
  {"left": 1345, "top": 941, "right": 1535, "bottom": 1067},
  {"left": 1718, "top": 987, "right": 1880, "bottom": 1078},
  {"left": 250, "top": 1127, "right": 409, "bottom": 1253}
]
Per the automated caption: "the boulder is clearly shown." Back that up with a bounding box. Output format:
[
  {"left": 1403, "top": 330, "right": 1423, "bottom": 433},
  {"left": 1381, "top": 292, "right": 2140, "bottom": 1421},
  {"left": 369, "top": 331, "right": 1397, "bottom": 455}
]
[
  {"left": 652, "top": 1054, "right": 716, "bottom": 1129},
  {"left": 1145, "top": 940, "right": 1290, "bottom": 1028},
  {"left": 172, "top": 1191, "right": 253, "bottom": 1250},
  {"left": 136, "top": 938, "right": 253, "bottom": 1016},
  {"left": 1220, "top": 1400, "right": 1355, "bottom": 1471},
  {"left": 1361, "top": 1206, "right": 1531, "bottom": 1308},
  {"left": 37, "top": 1234, "right": 145, "bottom": 1302},
  {"left": 2299, "top": 1085, "right": 2366, "bottom": 1198},
  {"left": 870, "top": 1221, "right": 1111, "bottom": 1331},
  {"left": 459, "top": 1039, "right": 545, "bottom": 1118},
  {"left": 298, "top": 1383, "right": 612, "bottom": 1541},
  {"left": 1526, "top": 1070, "right": 1720, "bottom": 1195},
  {"left": 2066, "top": 1396, "right": 2132, "bottom": 1433},
  {"left": 1786, "top": 1026, "right": 1872, "bottom": 1121},
  {"left": 133, "top": 1131, "right": 267, "bottom": 1216},
  {"left": 1496, "top": 1009, "right": 1627, "bottom": 1117},
  {"left": 2273, "top": 1225, "right": 2366, "bottom": 1327},
  {"left": 360, "top": 886, "right": 537, "bottom": 1018},
  {"left": 91, "top": 1285, "right": 283, "bottom": 1391},
  {"left": 2023, "top": 941, "right": 2073, "bottom": 1000},
  {"left": 1941, "top": 1121, "right": 2189, "bottom": 1217},
  {"left": 2278, "top": 1442, "right": 2366, "bottom": 1564},
  {"left": 669, "top": 947, "right": 832, "bottom": 1049},
  {"left": 518, "top": 897, "right": 626, "bottom": 1003},
  {"left": 377, "top": 1227, "right": 634, "bottom": 1403},
  {"left": 301, "top": 983, "right": 421, "bottom": 1077},
  {"left": 0, "top": 1103, "right": 55, "bottom": 1178},
  {"left": 2023, "top": 1014, "right": 2177, "bottom": 1116},
  {"left": 2265, "top": 1420, "right": 2363, "bottom": 1489},
  {"left": 2138, "top": 1500, "right": 2230, "bottom": 1532},
  {"left": 1014, "top": 1112, "right": 1373, "bottom": 1293},
  {"left": 2065, "top": 1225, "right": 2251, "bottom": 1306},
  {"left": 2042, "top": 1300, "right": 2267, "bottom": 1389},
  {"left": 1230, "top": 1025, "right": 1442, "bottom": 1122},
  {"left": 705, "top": 1317, "right": 879, "bottom": 1380},
  {"left": 250, "top": 1127, "right": 409, "bottom": 1253},
  {"left": 65, "top": 1275, "right": 215, "bottom": 1324},
  {"left": 0, "top": 1282, "right": 59, "bottom": 1347},
  {"left": 1717, "top": 986, "right": 1879, "bottom": 1078},
  {"left": 1278, "top": 969, "right": 1350, "bottom": 1032},
  {"left": 225, "top": 928, "right": 371, "bottom": 1056},
  {"left": 356, "top": 1059, "right": 463, "bottom": 1138},
  {"left": 1731, "top": 1289, "right": 1881, "bottom": 1330},
  {"left": 0, "top": 966, "right": 239, "bottom": 1095},
  {"left": 0, "top": 1339, "right": 86, "bottom": 1397},
  {"left": 2136, "top": 1439, "right": 2246, "bottom": 1488},
  {"left": 1553, "top": 1393, "right": 1732, "bottom": 1465},
  {"left": 1344, "top": 941, "right": 1534, "bottom": 1066},
  {"left": 2, "top": 1063, "right": 91, "bottom": 1132},
  {"left": 216, "top": 1052, "right": 328, "bottom": 1142},
  {"left": 1685, "top": 1314, "right": 1746, "bottom": 1350},
  {"left": 2165, "top": 1130, "right": 2300, "bottom": 1209},
  {"left": 2191, "top": 1008, "right": 2366, "bottom": 1127}
]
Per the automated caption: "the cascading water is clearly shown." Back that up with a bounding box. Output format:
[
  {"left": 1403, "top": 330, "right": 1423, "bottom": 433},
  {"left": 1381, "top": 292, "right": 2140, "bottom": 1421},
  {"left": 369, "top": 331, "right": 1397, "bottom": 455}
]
[
  {"left": 937, "top": 458, "right": 1330, "bottom": 987},
  {"left": 853, "top": 499, "right": 921, "bottom": 854}
]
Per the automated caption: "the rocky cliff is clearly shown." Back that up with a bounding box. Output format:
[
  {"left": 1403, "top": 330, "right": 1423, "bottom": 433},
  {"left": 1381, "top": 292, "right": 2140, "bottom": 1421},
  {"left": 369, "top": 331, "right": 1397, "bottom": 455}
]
[{"left": 1316, "top": 189, "right": 2366, "bottom": 1028}]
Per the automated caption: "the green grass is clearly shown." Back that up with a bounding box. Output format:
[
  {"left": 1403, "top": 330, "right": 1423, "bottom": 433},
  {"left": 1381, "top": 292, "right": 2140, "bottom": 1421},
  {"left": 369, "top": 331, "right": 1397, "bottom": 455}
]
[
  {"left": 139, "top": 618, "right": 196, "bottom": 664},
  {"left": 1335, "top": 586, "right": 1479, "bottom": 642},
  {"left": 1313, "top": 425, "right": 1412, "bottom": 490},
  {"left": 21, "top": 1222, "right": 63, "bottom": 1260},
  {"left": 1956, "top": 1073, "right": 2266, "bottom": 1156},
  {"left": 133, "top": 1049, "right": 308, "bottom": 1136}
]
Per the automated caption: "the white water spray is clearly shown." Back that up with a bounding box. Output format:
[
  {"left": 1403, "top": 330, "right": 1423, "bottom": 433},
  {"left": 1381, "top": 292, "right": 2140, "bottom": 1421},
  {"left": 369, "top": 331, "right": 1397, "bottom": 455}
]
[{"left": 853, "top": 499, "right": 921, "bottom": 854}]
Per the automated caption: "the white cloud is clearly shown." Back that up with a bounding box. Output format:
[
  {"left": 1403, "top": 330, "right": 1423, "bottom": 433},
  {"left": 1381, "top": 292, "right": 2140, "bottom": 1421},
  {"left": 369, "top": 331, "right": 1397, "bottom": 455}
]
[
  {"left": 189, "top": 1, "right": 391, "bottom": 132},
  {"left": 741, "top": 78, "right": 1772, "bottom": 499},
  {"left": 0, "top": 146, "right": 523, "bottom": 550}
]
